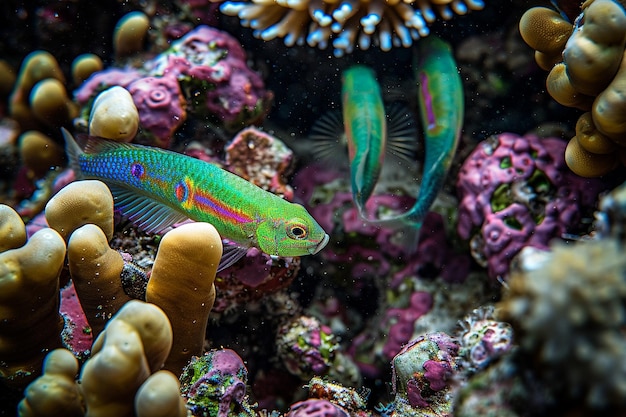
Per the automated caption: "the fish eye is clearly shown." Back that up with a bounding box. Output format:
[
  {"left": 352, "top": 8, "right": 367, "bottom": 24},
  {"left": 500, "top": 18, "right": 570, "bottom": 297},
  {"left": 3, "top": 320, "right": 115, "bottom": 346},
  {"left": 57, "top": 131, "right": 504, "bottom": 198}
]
[{"left": 286, "top": 221, "right": 308, "bottom": 240}]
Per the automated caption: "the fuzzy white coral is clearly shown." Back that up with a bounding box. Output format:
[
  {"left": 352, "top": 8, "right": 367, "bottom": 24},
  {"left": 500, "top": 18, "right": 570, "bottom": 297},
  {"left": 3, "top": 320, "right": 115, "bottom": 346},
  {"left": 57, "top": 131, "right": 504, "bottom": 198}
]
[
  {"left": 498, "top": 239, "right": 626, "bottom": 408},
  {"left": 214, "top": 0, "right": 484, "bottom": 56}
]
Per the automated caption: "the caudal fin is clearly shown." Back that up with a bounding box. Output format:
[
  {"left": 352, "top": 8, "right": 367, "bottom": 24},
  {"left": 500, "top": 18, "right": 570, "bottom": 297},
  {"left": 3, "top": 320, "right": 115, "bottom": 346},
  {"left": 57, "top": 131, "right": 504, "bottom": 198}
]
[{"left": 61, "top": 127, "right": 84, "bottom": 176}]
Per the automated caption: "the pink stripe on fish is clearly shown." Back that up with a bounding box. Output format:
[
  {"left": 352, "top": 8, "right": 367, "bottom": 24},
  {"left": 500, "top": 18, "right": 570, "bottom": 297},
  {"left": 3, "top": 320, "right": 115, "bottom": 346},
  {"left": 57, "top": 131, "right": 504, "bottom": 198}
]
[{"left": 419, "top": 71, "right": 437, "bottom": 131}]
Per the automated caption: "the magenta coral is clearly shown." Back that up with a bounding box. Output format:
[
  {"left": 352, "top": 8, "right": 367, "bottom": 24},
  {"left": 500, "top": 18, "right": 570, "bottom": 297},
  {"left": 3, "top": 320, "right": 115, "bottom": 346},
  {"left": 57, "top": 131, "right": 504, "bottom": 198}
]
[
  {"left": 180, "top": 349, "right": 255, "bottom": 417},
  {"left": 277, "top": 316, "right": 339, "bottom": 379},
  {"left": 382, "top": 291, "right": 433, "bottom": 360},
  {"left": 225, "top": 127, "right": 294, "bottom": 199},
  {"left": 59, "top": 282, "right": 93, "bottom": 360},
  {"left": 127, "top": 75, "right": 186, "bottom": 148},
  {"left": 287, "top": 399, "right": 350, "bottom": 417},
  {"left": 74, "top": 25, "right": 271, "bottom": 147},
  {"left": 391, "top": 332, "right": 459, "bottom": 415},
  {"left": 456, "top": 132, "right": 607, "bottom": 280},
  {"left": 149, "top": 25, "right": 272, "bottom": 128}
]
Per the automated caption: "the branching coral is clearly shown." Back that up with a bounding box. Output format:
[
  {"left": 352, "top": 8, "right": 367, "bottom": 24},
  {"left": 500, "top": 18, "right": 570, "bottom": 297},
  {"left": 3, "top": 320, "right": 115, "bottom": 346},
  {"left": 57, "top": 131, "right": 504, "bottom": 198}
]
[
  {"left": 146, "top": 222, "right": 222, "bottom": 375},
  {"left": 215, "top": 0, "right": 484, "bottom": 56},
  {"left": 0, "top": 217, "right": 66, "bottom": 388},
  {"left": 18, "top": 300, "right": 187, "bottom": 417}
]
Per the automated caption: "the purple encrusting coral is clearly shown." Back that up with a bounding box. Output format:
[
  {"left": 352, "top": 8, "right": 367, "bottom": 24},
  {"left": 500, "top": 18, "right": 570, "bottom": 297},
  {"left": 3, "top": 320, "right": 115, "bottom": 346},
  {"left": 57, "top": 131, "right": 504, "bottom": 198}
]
[
  {"left": 277, "top": 316, "right": 339, "bottom": 379},
  {"left": 287, "top": 399, "right": 350, "bottom": 417},
  {"left": 74, "top": 25, "right": 272, "bottom": 147},
  {"left": 456, "top": 132, "right": 607, "bottom": 280},
  {"left": 294, "top": 164, "right": 470, "bottom": 285},
  {"left": 148, "top": 25, "right": 271, "bottom": 129},
  {"left": 390, "top": 332, "right": 460, "bottom": 416},
  {"left": 180, "top": 349, "right": 255, "bottom": 417},
  {"left": 455, "top": 305, "right": 514, "bottom": 375},
  {"left": 126, "top": 75, "right": 186, "bottom": 147}
]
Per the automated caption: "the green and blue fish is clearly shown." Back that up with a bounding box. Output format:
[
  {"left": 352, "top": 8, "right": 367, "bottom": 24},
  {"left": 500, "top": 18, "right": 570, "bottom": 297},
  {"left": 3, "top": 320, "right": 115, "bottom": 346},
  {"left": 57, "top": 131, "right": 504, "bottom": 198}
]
[
  {"left": 62, "top": 128, "right": 329, "bottom": 270},
  {"left": 312, "top": 36, "right": 463, "bottom": 250},
  {"left": 310, "top": 65, "right": 417, "bottom": 217},
  {"left": 373, "top": 35, "right": 464, "bottom": 231},
  {"left": 342, "top": 65, "right": 389, "bottom": 215}
]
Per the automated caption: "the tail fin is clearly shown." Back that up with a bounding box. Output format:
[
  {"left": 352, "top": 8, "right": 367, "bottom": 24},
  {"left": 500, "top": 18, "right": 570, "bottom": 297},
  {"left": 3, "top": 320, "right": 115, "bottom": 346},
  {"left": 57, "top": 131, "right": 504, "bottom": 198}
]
[
  {"left": 61, "top": 127, "right": 84, "bottom": 177},
  {"left": 365, "top": 210, "right": 424, "bottom": 254}
]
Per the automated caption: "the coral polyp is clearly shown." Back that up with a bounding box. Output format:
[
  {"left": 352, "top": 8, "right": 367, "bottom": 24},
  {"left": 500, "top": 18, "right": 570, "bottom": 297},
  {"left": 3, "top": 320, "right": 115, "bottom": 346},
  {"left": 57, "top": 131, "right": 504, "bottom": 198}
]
[{"left": 216, "top": 0, "right": 485, "bottom": 56}]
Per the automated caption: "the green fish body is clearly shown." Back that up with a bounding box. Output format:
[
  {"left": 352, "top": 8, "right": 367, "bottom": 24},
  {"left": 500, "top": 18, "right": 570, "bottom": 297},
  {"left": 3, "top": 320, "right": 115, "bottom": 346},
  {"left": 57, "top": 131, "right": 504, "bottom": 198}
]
[
  {"left": 62, "top": 129, "right": 329, "bottom": 269},
  {"left": 370, "top": 36, "right": 463, "bottom": 237},
  {"left": 342, "top": 65, "right": 387, "bottom": 214}
]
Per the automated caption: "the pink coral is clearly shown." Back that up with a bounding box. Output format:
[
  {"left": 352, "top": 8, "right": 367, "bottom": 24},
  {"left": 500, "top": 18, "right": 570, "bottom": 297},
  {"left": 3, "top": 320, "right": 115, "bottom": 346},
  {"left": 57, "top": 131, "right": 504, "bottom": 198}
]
[
  {"left": 149, "top": 25, "right": 272, "bottom": 128},
  {"left": 391, "top": 332, "right": 459, "bottom": 414},
  {"left": 382, "top": 291, "right": 433, "bottom": 360},
  {"left": 127, "top": 75, "right": 186, "bottom": 147},
  {"left": 456, "top": 132, "right": 608, "bottom": 280},
  {"left": 287, "top": 399, "right": 350, "bottom": 417}
]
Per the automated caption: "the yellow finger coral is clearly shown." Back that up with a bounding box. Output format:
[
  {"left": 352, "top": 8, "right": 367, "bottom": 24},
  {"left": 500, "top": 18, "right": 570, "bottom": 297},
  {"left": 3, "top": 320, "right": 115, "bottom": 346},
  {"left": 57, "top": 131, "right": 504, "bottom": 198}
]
[
  {"left": 592, "top": 53, "right": 626, "bottom": 143},
  {"left": 45, "top": 180, "right": 114, "bottom": 241},
  {"left": 520, "top": 0, "right": 626, "bottom": 177},
  {"left": 18, "top": 349, "right": 84, "bottom": 417},
  {"left": 113, "top": 11, "right": 150, "bottom": 58},
  {"left": 575, "top": 111, "right": 618, "bottom": 154},
  {"left": 29, "top": 78, "right": 78, "bottom": 129},
  {"left": 562, "top": 0, "right": 626, "bottom": 96},
  {"left": 0, "top": 204, "right": 26, "bottom": 252},
  {"left": 67, "top": 224, "right": 132, "bottom": 338},
  {"left": 80, "top": 300, "right": 173, "bottom": 417},
  {"left": 519, "top": 6, "right": 572, "bottom": 70},
  {"left": 17, "top": 301, "right": 186, "bottom": 417},
  {"left": 146, "top": 222, "right": 222, "bottom": 374},
  {"left": 565, "top": 135, "right": 618, "bottom": 177},
  {"left": 18, "top": 130, "right": 65, "bottom": 179},
  {"left": 216, "top": 0, "right": 484, "bottom": 57},
  {"left": 9, "top": 51, "right": 65, "bottom": 131},
  {"left": 134, "top": 371, "right": 187, "bottom": 417},
  {"left": 0, "top": 227, "right": 66, "bottom": 388},
  {"left": 546, "top": 62, "right": 594, "bottom": 110},
  {"left": 88, "top": 86, "right": 139, "bottom": 142},
  {"left": 71, "top": 54, "right": 103, "bottom": 86}
]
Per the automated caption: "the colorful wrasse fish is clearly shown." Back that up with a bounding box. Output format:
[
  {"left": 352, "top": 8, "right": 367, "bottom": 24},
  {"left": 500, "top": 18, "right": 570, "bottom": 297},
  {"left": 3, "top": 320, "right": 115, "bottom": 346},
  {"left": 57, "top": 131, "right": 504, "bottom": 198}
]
[
  {"left": 342, "top": 65, "right": 387, "bottom": 214},
  {"left": 310, "top": 65, "right": 417, "bottom": 216},
  {"left": 366, "top": 36, "right": 463, "bottom": 245},
  {"left": 62, "top": 128, "right": 329, "bottom": 270}
]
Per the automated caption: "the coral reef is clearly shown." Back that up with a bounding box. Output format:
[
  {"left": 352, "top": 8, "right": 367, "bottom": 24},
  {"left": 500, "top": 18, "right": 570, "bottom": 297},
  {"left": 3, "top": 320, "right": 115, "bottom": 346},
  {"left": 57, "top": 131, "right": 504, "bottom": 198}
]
[
  {"left": 88, "top": 86, "right": 139, "bottom": 141},
  {"left": 2, "top": 1, "right": 626, "bottom": 416},
  {"left": 498, "top": 237, "right": 626, "bottom": 411},
  {"left": 456, "top": 132, "right": 606, "bottom": 280},
  {"left": 0, "top": 217, "right": 65, "bottom": 388},
  {"left": 74, "top": 24, "right": 271, "bottom": 147},
  {"left": 390, "top": 332, "right": 459, "bottom": 416},
  {"left": 18, "top": 300, "right": 187, "bottom": 417},
  {"left": 216, "top": 0, "right": 485, "bottom": 56},
  {"left": 179, "top": 349, "right": 256, "bottom": 417},
  {"left": 520, "top": 0, "right": 626, "bottom": 177},
  {"left": 146, "top": 222, "right": 222, "bottom": 374}
]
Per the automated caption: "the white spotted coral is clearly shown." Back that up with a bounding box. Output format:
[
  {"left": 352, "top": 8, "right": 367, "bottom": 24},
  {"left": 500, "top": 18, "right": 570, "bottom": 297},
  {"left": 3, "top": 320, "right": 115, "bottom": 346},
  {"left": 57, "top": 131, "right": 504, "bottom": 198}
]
[{"left": 215, "top": 0, "right": 484, "bottom": 56}]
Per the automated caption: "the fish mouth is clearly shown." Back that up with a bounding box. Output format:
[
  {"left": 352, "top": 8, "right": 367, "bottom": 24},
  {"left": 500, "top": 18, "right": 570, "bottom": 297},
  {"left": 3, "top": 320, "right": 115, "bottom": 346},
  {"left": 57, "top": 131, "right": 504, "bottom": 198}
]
[{"left": 310, "top": 233, "right": 330, "bottom": 254}]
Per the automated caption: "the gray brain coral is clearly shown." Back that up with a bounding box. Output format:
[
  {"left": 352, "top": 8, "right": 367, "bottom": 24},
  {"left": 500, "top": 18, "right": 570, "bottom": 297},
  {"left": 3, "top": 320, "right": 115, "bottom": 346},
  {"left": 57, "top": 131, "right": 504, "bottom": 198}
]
[{"left": 497, "top": 238, "right": 626, "bottom": 409}]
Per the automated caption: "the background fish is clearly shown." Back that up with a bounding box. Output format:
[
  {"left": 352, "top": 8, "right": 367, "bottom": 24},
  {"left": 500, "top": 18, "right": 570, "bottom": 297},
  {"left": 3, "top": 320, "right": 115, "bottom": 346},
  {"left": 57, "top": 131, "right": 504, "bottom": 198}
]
[
  {"left": 366, "top": 35, "right": 464, "bottom": 249},
  {"left": 310, "top": 65, "right": 417, "bottom": 218},
  {"left": 62, "top": 128, "right": 329, "bottom": 270}
]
